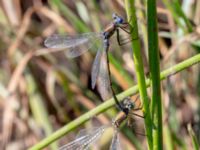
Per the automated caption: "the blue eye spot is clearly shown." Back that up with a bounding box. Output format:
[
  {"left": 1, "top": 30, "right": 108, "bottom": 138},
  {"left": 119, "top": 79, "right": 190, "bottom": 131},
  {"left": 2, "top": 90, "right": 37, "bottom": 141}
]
[
  {"left": 118, "top": 18, "right": 123, "bottom": 23},
  {"left": 116, "top": 17, "right": 123, "bottom": 24}
]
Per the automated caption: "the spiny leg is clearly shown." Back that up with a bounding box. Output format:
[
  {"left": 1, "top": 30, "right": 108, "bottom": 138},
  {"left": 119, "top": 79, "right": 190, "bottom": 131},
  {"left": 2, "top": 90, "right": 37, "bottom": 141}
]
[
  {"left": 116, "top": 26, "right": 139, "bottom": 46},
  {"left": 116, "top": 28, "right": 133, "bottom": 46},
  {"left": 128, "top": 112, "right": 144, "bottom": 118}
]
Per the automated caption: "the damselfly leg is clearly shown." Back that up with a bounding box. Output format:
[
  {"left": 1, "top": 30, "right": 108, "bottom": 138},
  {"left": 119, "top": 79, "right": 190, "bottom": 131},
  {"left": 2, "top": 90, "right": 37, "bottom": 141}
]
[{"left": 116, "top": 20, "right": 138, "bottom": 46}]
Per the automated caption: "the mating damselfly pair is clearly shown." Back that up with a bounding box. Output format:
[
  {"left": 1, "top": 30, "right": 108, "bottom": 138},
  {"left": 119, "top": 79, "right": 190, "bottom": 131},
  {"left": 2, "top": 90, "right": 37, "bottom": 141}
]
[
  {"left": 58, "top": 97, "right": 144, "bottom": 150},
  {"left": 41, "top": 13, "right": 144, "bottom": 149},
  {"left": 40, "top": 13, "right": 135, "bottom": 114}
]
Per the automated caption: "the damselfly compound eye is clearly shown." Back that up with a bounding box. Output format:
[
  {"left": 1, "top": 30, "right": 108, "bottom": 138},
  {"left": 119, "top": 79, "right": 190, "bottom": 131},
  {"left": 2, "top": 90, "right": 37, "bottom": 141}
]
[
  {"left": 113, "top": 14, "right": 124, "bottom": 24},
  {"left": 117, "top": 17, "right": 124, "bottom": 24}
]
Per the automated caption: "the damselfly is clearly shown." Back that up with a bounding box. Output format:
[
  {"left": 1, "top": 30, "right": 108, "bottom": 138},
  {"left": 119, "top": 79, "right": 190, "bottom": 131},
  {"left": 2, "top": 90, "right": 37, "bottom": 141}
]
[
  {"left": 42, "top": 13, "right": 133, "bottom": 114},
  {"left": 58, "top": 97, "right": 143, "bottom": 150}
]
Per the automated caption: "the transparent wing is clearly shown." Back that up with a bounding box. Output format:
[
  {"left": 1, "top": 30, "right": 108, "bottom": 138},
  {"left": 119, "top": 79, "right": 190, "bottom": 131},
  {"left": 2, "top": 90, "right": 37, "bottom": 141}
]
[
  {"left": 59, "top": 126, "right": 107, "bottom": 150},
  {"left": 109, "top": 130, "right": 121, "bottom": 150},
  {"left": 44, "top": 32, "right": 103, "bottom": 58},
  {"left": 91, "top": 47, "right": 103, "bottom": 89},
  {"left": 58, "top": 136, "right": 88, "bottom": 150},
  {"left": 97, "top": 50, "right": 112, "bottom": 100}
]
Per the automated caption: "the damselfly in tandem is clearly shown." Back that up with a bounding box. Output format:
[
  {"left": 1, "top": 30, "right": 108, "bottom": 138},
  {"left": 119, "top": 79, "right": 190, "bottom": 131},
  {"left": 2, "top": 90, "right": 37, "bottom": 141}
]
[
  {"left": 41, "top": 13, "right": 134, "bottom": 114},
  {"left": 58, "top": 97, "right": 144, "bottom": 150}
]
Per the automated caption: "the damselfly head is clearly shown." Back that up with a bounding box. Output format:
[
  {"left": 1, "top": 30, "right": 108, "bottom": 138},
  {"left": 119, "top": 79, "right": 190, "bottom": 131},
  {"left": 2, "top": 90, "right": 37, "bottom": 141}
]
[
  {"left": 112, "top": 13, "right": 124, "bottom": 24},
  {"left": 122, "top": 97, "right": 135, "bottom": 111}
]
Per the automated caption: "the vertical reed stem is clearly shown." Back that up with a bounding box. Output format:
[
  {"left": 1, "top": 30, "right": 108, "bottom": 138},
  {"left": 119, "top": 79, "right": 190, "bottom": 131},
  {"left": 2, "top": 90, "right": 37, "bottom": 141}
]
[
  {"left": 147, "top": 0, "right": 163, "bottom": 149},
  {"left": 125, "top": 0, "right": 153, "bottom": 149}
]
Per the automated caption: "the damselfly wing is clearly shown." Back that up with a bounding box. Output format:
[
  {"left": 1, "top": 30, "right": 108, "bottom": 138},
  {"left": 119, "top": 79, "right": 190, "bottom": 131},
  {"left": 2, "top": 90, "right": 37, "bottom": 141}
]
[
  {"left": 96, "top": 49, "right": 112, "bottom": 100},
  {"left": 44, "top": 32, "right": 112, "bottom": 100},
  {"left": 109, "top": 130, "right": 121, "bottom": 150},
  {"left": 59, "top": 126, "right": 107, "bottom": 150},
  {"left": 44, "top": 33, "right": 103, "bottom": 58}
]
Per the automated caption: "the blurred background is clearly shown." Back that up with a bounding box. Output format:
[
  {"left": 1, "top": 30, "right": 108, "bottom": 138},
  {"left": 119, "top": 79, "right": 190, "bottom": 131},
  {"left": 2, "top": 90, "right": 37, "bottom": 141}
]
[{"left": 0, "top": 0, "right": 200, "bottom": 150}]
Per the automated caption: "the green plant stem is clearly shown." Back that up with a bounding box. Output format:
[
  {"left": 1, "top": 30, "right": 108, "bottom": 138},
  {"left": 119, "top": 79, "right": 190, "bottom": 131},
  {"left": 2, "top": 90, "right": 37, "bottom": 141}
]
[
  {"left": 162, "top": 0, "right": 193, "bottom": 33},
  {"left": 125, "top": 0, "right": 153, "bottom": 149},
  {"left": 29, "top": 53, "right": 200, "bottom": 150},
  {"left": 173, "top": 0, "right": 193, "bottom": 33},
  {"left": 147, "top": 0, "right": 163, "bottom": 149},
  {"left": 135, "top": 0, "right": 148, "bottom": 59},
  {"left": 187, "top": 124, "right": 200, "bottom": 150},
  {"left": 164, "top": 125, "right": 174, "bottom": 150}
]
